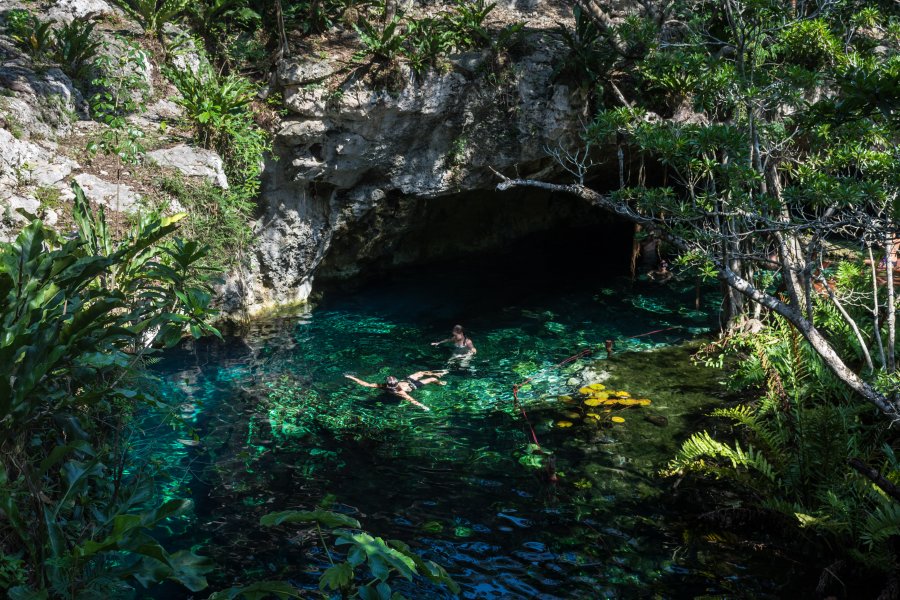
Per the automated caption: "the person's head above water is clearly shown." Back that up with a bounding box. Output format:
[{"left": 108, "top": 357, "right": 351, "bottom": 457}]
[
  {"left": 385, "top": 375, "right": 399, "bottom": 389},
  {"left": 452, "top": 324, "right": 464, "bottom": 337}
]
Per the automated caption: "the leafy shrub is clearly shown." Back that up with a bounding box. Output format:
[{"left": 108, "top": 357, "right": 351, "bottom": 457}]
[
  {"left": 667, "top": 313, "right": 900, "bottom": 572},
  {"left": 284, "top": 0, "right": 369, "bottom": 34},
  {"left": 155, "top": 173, "right": 254, "bottom": 270},
  {"left": 6, "top": 10, "right": 54, "bottom": 62},
  {"left": 354, "top": 14, "right": 408, "bottom": 61},
  {"left": 53, "top": 19, "right": 101, "bottom": 81},
  {"left": 3, "top": 10, "right": 101, "bottom": 79},
  {"left": 556, "top": 6, "right": 606, "bottom": 82},
  {"left": 0, "top": 182, "right": 219, "bottom": 597},
  {"left": 111, "top": 0, "right": 188, "bottom": 37},
  {"left": 242, "top": 500, "right": 460, "bottom": 599},
  {"left": 89, "top": 40, "right": 150, "bottom": 166},
  {"left": 167, "top": 62, "right": 271, "bottom": 202},
  {"left": 777, "top": 18, "right": 840, "bottom": 70},
  {"left": 444, "top": 0, "right": 494, "bottom": 49}
]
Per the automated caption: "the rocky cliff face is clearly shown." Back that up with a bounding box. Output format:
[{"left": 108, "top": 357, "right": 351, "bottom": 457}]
[
  {"left": 0, "top": 0, "right": 613, "bottom": 318},
  {"left": 230, "top": 3, "right": 596, "bottom": 315}
]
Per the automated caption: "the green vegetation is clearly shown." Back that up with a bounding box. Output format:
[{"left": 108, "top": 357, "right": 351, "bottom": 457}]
[
  {"left": 6, "top": 9, "right": 55, "bottom": 63},
  {"left": 252, "top": 501, "right": 459, "bottom": 599},
  {"left": 668, "top": 312, "right": 899, "bottom": 573},
  {"left": 351, "top": 0, "right": 509, "bottom": 74},
  {"left": 504, "top": 0, "right": 900, "bottom": 592},
  {"left": 4, "top": 10, "right": 100, "bottom": 82},
  {"left": 155, "top": 173, "right": 255, "bottom": 270},
  {"left": 0, "top": 182, "right": 218, "bottom": 597},
  {"left": 166, "top": 60, "right": 271, "bottom": 203},
  {"left": 88, "top": 39, "right": 149, "bottom": 167},
  {"left": 111, "top": 0, "right": 189, "bottom": 39},
  {"left": 53, "top": 20, "right": 102, "bottom": 82}
]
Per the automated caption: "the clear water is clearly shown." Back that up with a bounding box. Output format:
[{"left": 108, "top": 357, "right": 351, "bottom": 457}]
[{"left": 138, "top": 233, "right": 784, "bottom": 598}]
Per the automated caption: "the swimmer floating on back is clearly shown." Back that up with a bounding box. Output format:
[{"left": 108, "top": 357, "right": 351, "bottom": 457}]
[
  {"left": 344, "top": 370, "right": 448, "bottom": 411},
  {"left": 431, "top": 324, "right": 476, "bottom": 366}
]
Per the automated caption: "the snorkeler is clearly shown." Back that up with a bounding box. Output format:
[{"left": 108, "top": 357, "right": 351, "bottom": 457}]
[
  {"left": 344, "top": 371, "right": 448, "bottom": 411},
  {"left": 431, "top": 325, "right": 477, "bottom": 363}
]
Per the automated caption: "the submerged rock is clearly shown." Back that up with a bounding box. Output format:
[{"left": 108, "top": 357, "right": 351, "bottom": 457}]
[{"left": 644, "top": 414, "right": 669, "bottom": 427}]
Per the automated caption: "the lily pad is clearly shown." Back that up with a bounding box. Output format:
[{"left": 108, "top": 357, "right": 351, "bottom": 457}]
[
  {"left": 611, "top": 416, "right": 626, "bottom": 423},
  {"left": 555, "top": 421, "right": 574, "bottom": 428}
]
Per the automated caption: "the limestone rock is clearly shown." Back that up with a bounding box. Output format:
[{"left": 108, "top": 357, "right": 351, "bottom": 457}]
[
  {"left": 47, "top": 0, "right": 121, "bottom": 22},
  {"left": 0, "top": 129, "right": 77, "bottom": 191},
  {"left": 277, "top": 59, "right": 340, "bottom": 86},
  {"left": 73, "top": 173, "right": 141, "bottom": 213},
  {"left": 236, "top": 24, "right": 585, "bottom": 314},
  {"left": 147, "top": 145, "right": 229, "bottom": 189},
  {"left": 0, "top": 65, "right": 85, "bottom": 139}
]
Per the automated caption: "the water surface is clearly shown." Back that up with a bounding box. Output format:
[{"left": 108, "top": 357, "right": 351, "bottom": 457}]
[{"left": 140, "top": 233, "right": 784, "bottom": 598}]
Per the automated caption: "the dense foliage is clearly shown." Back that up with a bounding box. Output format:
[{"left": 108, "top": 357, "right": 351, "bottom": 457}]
[
  {"left": 518, "top": 0, "right": 900, "bottom": 591},
  {"left": 0, "top": 183, "right": 219, "bottom": 596}
]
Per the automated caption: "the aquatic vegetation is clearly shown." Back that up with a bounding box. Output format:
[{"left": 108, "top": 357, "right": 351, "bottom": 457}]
[
  {"left": 611, "top": 416, "right": 626, "bottom": 423},
  {"left": 555, "top": 420, "right": 574, "bottom": 428}
]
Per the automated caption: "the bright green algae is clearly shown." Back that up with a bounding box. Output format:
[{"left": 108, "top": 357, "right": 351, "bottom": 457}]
[{"left": 136, "top": 244, "right": 788, "bottom": 599}]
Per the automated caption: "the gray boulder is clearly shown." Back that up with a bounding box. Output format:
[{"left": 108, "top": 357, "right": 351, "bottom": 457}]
[
  {"left": 73, "top": 173, "right": 142, "bottom": 213},
  {"left": 147, "top": 145, "right": 229, "bottom": 189}
]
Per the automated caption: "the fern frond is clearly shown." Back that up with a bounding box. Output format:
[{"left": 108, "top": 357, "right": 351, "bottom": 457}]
[
  {"left": 861, "top": 500, "right": 900, "bottom": 550},
  {"left": 710, "top": 405, "right": 789, "bottom": 462},
  {"left": 665, "top": 431, "right": 777, "bottom": 484}
]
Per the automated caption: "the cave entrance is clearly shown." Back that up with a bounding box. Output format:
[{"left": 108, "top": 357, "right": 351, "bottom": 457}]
[{"left": 316, "top": 186, "right": 637, "bottom": 298}]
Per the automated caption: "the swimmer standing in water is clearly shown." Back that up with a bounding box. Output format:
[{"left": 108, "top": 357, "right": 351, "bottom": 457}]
[{"left": 431, "top": 325, "right": 477, "bottom": 367}]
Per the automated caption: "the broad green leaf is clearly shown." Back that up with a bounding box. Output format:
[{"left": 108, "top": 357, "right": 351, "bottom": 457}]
[
  {"left": 318, "top": 561, "right": 354, "bottom": 591},
  {"left": 208, "top": 580, "right": 302, "bottom": 599},
  {"left": 260, "top": 509, "right": 361, "bottom": 529}
]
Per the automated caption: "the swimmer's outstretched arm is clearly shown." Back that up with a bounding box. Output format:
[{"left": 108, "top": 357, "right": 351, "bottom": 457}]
[
  {"left": 431, "top": 337, "right": 452, "bottom": 346},
  {"left": 395, "top": 390, "right": 430, "bottom": 411},
  {"left": 344, "top": 374, "right": 379, "bottom": 388}
]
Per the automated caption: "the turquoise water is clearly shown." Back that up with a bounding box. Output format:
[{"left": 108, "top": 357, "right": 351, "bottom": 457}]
[{"left": 139, "top": 234, "right": 784, "bottom": 598}]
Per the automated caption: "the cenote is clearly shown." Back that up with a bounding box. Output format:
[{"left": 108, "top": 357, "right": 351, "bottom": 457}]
[{"left": 140, "top": 228, "right": 788, "bottom": 599}]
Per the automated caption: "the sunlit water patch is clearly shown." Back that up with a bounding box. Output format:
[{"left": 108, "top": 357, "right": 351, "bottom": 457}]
[{"left": 135, "top": 240, "right": 787, "bottom": 598}]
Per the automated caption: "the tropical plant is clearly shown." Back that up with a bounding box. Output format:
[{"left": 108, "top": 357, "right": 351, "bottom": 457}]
[
  {"left": 404, "top": 16, "right": 454, "bottom": 73},
  {"left": 353, "top": 14, "right": 408, "bottom": 62},
  {"left": 111, "top": 0, "right": 189, "bottom": 38},
  {"left": 52, "top": 19, "right": 101, "bottom": 81},
  {"left": 283, "top": 0, "right": 365, "bottom": 34},
  {"left": 155, "top": 173, "right": 255, "bottom": 271},
  {"left": 441, "top": 0, "right": 493, "bottom": 49},
  {"left": 498, "top": 0, "right": 900, "bottom": 420},
  {"left": 188, "top": 0, "right": 262, "bottom": 66},
  {"left": 249, "top": 499, "right": 460, "bottom": 599},
  {"left": 7, "top": 10, "right": 55, "bottom": 62},
  {"left": 166, "top": 61, "right": 270, "bottom": 200},
  {"left": 0, "top": 182, "right": 219, "bottom": 597},
  {"left": 667, "top": 312, "right": 900, "bottom": 574}
]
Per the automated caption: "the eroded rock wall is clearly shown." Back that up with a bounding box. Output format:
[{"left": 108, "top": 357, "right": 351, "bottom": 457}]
[{"left": 234, "top": 5, "right": 593, "bottom": 314}]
